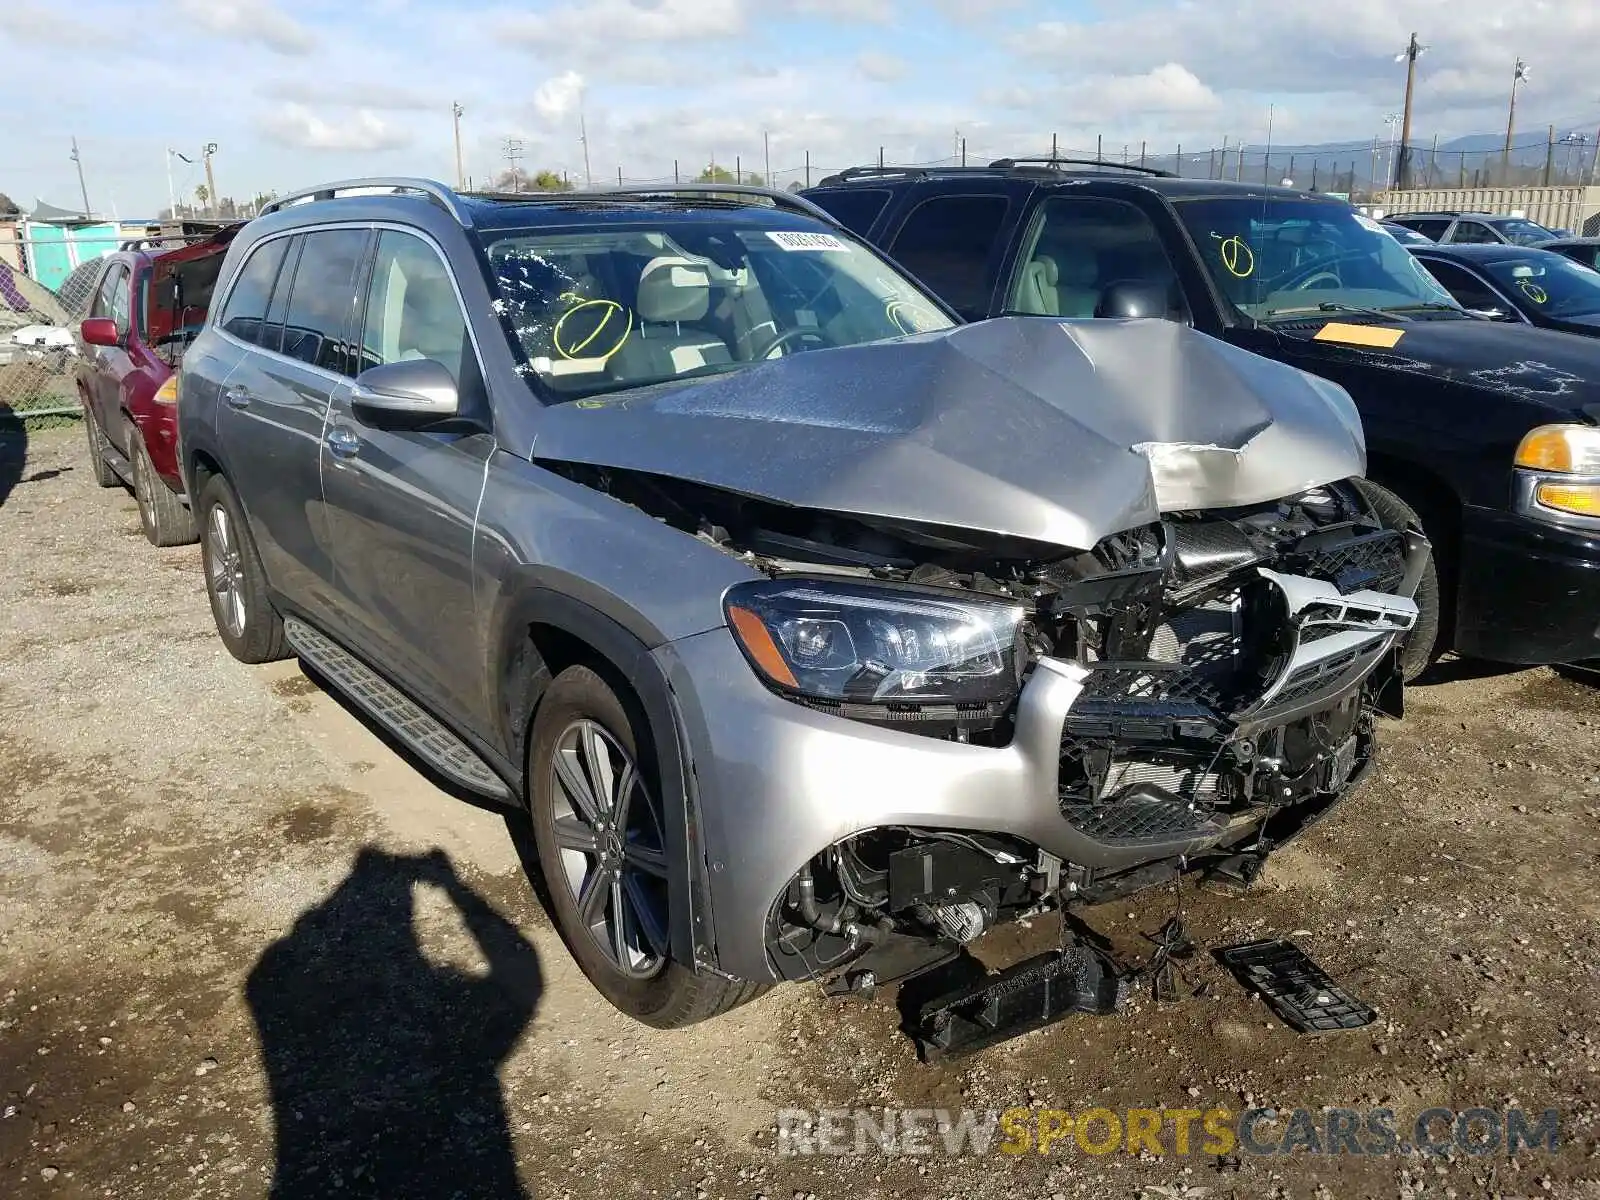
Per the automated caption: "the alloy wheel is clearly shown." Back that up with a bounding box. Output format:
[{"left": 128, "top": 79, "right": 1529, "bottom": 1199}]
[
  {"left": 548, "top": 718, "right": 670, "bottom": 979},
  {"left": 206, "top": 504, "right": 247, "bottom": 639},
  {"left": 134, "top": 445, "right": 156, "bottom": 532}
]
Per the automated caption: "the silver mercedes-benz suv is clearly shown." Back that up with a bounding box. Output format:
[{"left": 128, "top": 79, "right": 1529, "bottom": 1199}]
[{"left": 177, "top": 178, "right": 1425, "bottom": 1036}]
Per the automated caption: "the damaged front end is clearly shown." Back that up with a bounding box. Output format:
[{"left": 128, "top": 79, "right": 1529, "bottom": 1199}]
[{"left": 743, "top": 481, "right": 1426, "bottom": 988}]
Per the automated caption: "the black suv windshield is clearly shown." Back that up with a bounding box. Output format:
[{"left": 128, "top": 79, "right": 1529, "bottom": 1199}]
[
  {"left": 482, "top": 219, "right": 953, "bottom": 401},
  {"left": 1484, "top": 252, "right": 1600, "bottom": 318},
  {"left": 1490, "top": 218, "right": 1559, "bottom": 246},
  {"left": 1173, "top": 198, "right": 1461, "bottom": 321}
]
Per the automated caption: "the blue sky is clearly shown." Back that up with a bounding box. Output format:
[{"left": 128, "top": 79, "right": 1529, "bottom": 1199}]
[{"left": 3, "top": 0, "right": 1597, "bottom": 215}]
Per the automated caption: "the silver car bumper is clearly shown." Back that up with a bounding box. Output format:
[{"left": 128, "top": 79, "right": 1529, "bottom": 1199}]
[{"left": 655, "top": 571, "right": 1418, "bottom": 984}]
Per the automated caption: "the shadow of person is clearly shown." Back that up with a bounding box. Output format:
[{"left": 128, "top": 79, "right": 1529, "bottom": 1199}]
[
  {"left": 0, "top": 404, "right": 25, "bottom": 509},
  {"left": 247, "top": 847, "right": 541, "bottom": 1199}
]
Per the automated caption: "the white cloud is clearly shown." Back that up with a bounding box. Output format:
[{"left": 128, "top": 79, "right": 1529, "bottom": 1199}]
[
  {"left": 259, "top": 104, "right": 412, "bottom": 153},
  {"left": 855, "top": 51, "right": 906, "bottom": 83},
  {"left": 0, "top": 1, "right": 113, "bottom": 45},
  {"left": 790, "top": 0, "right": 892, "bottom": 22},
  {"left": 535, "top": 71, "right": 586, "bottom": 120},
  {"left": 262, "top": 78, "right": 440, "bottom": 111},
  {"left": 499, "top": 0, "right": 744, "bottom": 49},
  {"left": 175, "top": 0, "right": 315, "bottom": 56}
]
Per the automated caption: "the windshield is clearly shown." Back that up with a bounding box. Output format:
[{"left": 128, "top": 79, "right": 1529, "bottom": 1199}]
[
  {"left": 482, "top": 218, "right": 953, "bottom": 401},
  {"left": 1484, "top": 253, "right": 1600, "bottom": 318},
  {"left": 1173, "top": 198, "right": 1461, "bottom": 321},
  {"left": 1491, "top": 218, "right": 1559, "bottom": 246}
]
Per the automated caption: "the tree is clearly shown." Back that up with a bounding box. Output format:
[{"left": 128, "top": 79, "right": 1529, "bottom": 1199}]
[
  {"left": 530, "top": 170, "right": 573, "bottom": 191},
  {"left": 697, "top": 165, "right": 764, "bottom": 186},
  {"left": 0, "top": 192, "right": 19, "bottom": 216},
  {"left": 194, "top": 183, "right": 210, "bottom": 213}
]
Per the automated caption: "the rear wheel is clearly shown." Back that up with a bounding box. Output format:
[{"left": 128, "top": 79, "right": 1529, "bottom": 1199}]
[
  {"left": 128, "top": 419, "right": 197, "bottom": 546},
  {"left": 526, "top": 665, "right": 765, "bottom": 1027},
  {"left": 197, "top": 475, "right": 289, "bottom": 663},
  {"left": 1350, "top": 477, "right": 1440, "bottom": 682},
  {"left": 82, "top": 403, "right": 118, "bottom": 488}
]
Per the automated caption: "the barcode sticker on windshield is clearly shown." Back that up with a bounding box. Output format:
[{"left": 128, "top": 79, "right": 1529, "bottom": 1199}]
[{"left": 766, "top": 231, "right": 849, "bottom": 252}]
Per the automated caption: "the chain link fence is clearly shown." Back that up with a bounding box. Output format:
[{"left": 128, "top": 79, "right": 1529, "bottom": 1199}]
[{"left": 0, "top": 237, "right": 101, "bottom": 423}]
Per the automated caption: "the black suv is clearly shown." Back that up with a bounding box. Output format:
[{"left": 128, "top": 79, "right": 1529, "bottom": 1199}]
[{"left": 805, "top": 161, "right": 1600, "bottom": 673}]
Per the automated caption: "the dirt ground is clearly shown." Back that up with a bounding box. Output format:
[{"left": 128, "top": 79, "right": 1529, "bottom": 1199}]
[{"left": 2, "top": 422, "right": 1599, "bottom": 1200}]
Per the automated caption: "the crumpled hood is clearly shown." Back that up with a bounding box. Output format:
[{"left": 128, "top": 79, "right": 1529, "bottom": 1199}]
[
  {"left": 1275, "top": 317, "right": 1600, "bottom": 413},
  {"left": 530, "top": 317, "right": 1367, "bottom": 551}
]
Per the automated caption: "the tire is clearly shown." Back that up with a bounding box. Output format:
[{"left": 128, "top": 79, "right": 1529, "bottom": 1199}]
[
  {"left": 82, "top": 404, "right": 119, "bottom": 488},
  {"left": 127, "top": 419, "right": 197, "bottom": 547},
  {"left": 526, "top": 665, "right": 765, "bottom": 1028},
  {"left": 196, "top": 474, "right": 290, "bottom": 664},
  {"left": 1350, "top": 477, "right": 1441, "bottom": 683}
]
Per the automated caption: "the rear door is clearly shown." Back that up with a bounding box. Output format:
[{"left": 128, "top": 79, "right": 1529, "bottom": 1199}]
[
  {"left": 881, "top": 187, "right": 1015, "bottom": 320},
  {"left": 320, "top": 227, "right": 496, "bottom": 730},
  {"left": 214, "top": 227, "right": 369, "bottom": 626}
]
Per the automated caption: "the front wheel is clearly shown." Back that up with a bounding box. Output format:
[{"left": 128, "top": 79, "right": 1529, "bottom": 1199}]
[
  {"left": 526, "top": 665, "right": 764, "bottom": 1028},
  {"left": 82, "top": 404, "right": 119, "bottom": 488},
  {"left": 197, "top": 475, "right": 289, "bottom": 663},
  {"left": 1351, "top": 478, "right": 1441, "bottom": 683}
]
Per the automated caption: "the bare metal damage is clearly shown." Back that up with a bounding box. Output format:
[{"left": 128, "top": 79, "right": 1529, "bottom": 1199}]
[{"left": 530, "top": 317, "right": 1367, "bottom": 551}]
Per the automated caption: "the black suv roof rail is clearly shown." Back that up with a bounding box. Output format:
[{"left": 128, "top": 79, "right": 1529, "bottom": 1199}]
[
  {"left": 988, "top": 155, "right": 1176, "bottom": 178},
  {"left": 259, "top": 177, "right": 473, "bottom": 223},
  {"left": 817, "top": 166, "right": 931, "bottom": 183},
  {"left": 568, "top": 183, "right": 842, "bottom": 226}
]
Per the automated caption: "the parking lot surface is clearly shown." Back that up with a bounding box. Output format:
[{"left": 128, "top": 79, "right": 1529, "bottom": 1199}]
[{"left": 3, "top": 424, "right": 1599, "bottom": 1199}]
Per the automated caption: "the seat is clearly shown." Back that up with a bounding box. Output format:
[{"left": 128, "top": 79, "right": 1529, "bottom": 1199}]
[
  {"left": 1052, "top": 246, "right": 1101, "bottom": 317},
  {"left": 1015, "top": 255, "right": 1061, "bottom": 315},
  {"left": 608, "top": 257, "right": 733, "bottom": 382}
]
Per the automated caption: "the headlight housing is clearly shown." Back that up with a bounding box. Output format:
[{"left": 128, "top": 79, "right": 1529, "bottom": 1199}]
[
  {"left": 1514, "top": 423, "right": 1600, "bottom": 524},
  {"left": 1515, "top": 424, "right": 1600, "bottom": 474},
  {"left": 723, "top": 579, "right": 1026, "bottom": 710}
]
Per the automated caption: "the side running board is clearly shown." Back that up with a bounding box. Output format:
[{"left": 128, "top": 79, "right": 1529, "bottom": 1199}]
[{"left": 283, "top": 618, "right": 513, "bottom": 803}]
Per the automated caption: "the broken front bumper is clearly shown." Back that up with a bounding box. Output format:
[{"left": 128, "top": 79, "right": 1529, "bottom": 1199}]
[{"left": 655, "top": 570, "right": 1418, "bottom": 984}]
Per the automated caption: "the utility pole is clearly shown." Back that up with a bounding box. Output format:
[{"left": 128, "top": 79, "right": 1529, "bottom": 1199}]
[
  {"left": 202, "top": 142, "right": 219, "bottom": 218},
  {"left": 579, "top": 98, "right": 593, "bottom": 189},
  {"left": 1394, "top": 33, "right": 1426, "bottom": 189},
  {"left": 452, "top": 102, "right": 465, "bottom": 188},
  {"left": 1263, "top": 104, "right": 1274, "bottom": 185},
  {"left": 805, "top": 150, "right": 811, "bottom": 188},
  {"left": 69, "top": 136, "right": 92, "bottom": 216},
  {"left": 1503, "top": 58, "right": 1529, "bottom": 181},
  {"left": 1051, "top": 132, "right": 1058, "bottom": 160},
  {"left": 1544, "top": 125, "right": 1556, "bottom": 186},
  {"left": 501, "top": 136, "right": 524, "bottom": 192},
  {"left": 763, "top": 128, "right": 770, "bottom": 186},
  {"left": 164, "top": 148, "right": 192, "bottom": 219}
]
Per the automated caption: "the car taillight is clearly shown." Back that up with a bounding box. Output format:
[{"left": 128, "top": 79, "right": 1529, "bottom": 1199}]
[{"left": 153, "top": 377, "right": 178, "bottom": 405}]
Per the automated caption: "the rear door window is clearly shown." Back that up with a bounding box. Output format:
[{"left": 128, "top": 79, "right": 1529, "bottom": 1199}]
[
  {"left": 1448, "top": 221, "right": 1500, "bottom": 244},
  {"left": 276, "top": 229, "right": 369, "bottom": 376},
  {"left": 1418, "top": 259, "right": 1505, "bottom": 312},
  {"left": 219, "top": 238, "right": 290, "bottom": 346},
  {"left": 1400, "top": 218, "right": 1450, "bottom": 240},
  {"left": 887, "top": 193, "right": 1010, "bottom": 318},
  {"left": 807, "top": 189, "right": 892, "bottom": 237}
]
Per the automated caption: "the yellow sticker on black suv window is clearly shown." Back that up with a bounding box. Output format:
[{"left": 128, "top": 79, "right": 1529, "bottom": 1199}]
[{"left": 1312, "top": 322, "right": 1404, "bottom": 349}]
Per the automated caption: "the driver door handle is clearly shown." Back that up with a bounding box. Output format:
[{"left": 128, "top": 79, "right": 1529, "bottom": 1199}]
[
  {"left": 324, "top": 424, "right": 361, "bottom": 460},
  {"left": 223, "top": 384, "right": 252, "bottom": 409}
]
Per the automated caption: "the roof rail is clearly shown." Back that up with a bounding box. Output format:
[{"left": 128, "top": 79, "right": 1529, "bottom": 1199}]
[
  {"left": 988, "top": 156, "right": 1175, "bottom": 178},
  {"left": 574, "top": 183, "right": 843, "bottom": 226},
  {"left": 819, "top": 166, "right": 930, "bottom": 183},
  {"left": 258, "top": 178, "right": 471, "bottom": 224}
]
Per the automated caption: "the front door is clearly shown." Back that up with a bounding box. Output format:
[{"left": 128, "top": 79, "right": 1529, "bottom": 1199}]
[
  {"left": 84, "top": 263, "right": 133, "bottom": 442},
  {"left": 320, "top": 228, "right": 495, "bottom": 731}
]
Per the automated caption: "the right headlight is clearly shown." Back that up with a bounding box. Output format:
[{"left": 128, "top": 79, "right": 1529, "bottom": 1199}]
[
  {"left": 723, "top": 579, "right": 1026, "bottom": 707},
  {"left": 1514, "top": 424, "right": 1600, "bottom": 521}
]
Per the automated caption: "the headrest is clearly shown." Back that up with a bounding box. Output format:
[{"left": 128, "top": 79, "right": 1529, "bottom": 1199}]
[
  {"left": 636, "top": 256, "right": 711, "bottom": 323},
  {"left": 1029, "top": 255, "right": 1059, "bottom": 286},
  {"left": 1053, "top": 247, "right": 1098, "bottom": 286}
]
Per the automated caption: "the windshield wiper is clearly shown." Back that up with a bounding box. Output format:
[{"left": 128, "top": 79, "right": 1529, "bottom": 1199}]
[
  {"left": 1381, "top": 302, "right": 1465, "bottom": 315},
  {"left": 1263, "top": 301, "right": 1412, "bottom": 323}
]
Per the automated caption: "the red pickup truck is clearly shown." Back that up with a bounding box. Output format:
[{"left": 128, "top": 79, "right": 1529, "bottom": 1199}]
[{"left": 75, "top": 226, "right": 239, "bottom": 544}]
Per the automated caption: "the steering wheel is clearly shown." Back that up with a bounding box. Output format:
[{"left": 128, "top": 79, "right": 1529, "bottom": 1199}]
[
  {"left": 754, "top": 327, "right": 828, "bottom": 360},
  {"left": 1271, "top": 251, "right": 1368, "bottom": 292}
]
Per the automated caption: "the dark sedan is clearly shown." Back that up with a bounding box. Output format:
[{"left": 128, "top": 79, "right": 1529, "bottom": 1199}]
[
  {"left": 1409, "top": 243, "right": 1600, "bottom": 337},
  {"left": 1539, "top": 237, "right": 1600, "bottom": 272}
]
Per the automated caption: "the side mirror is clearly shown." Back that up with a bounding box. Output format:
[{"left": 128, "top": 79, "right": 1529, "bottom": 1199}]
[
  {"left": 350, "top": 358, "right": 459, "bottom": 417},
  {"left": 1467, "top": 307, "right": 1512, "bottom": 322},
  {"left": 1096, "top": 280, "right": 1170, "bottom": 320},
  {"left": 79, "top": 317, "right": 119, "bottom": 347}
]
